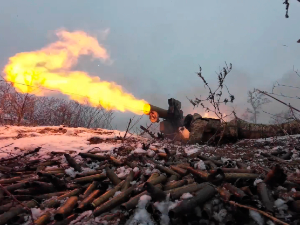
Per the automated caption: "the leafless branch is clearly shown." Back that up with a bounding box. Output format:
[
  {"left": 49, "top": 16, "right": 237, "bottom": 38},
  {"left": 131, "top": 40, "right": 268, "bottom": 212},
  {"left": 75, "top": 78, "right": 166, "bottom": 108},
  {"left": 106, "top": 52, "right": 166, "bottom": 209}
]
[
  {"left": 188, "top": 62, "right": 235, "bottom": 123},
  {"left": 140, "top": 125, "right": 157, "bottom": 139},
  {"left": 0, "top": 184, "right": 35, "bottom": 225},
  {"left": 229, "top": 201, "right": 289, "bottom": 225},
  {"left": 123, "top": 118, "right": 132, "bottom": 140},
  {"left": 242, "top": 89, "right": 271, "bottom": 124},
  {"left": 256, "top": 89, "right": 300, "bottom": 113},
  {"left": 139, "top": 123, "right": 153, "bottom": 136}
]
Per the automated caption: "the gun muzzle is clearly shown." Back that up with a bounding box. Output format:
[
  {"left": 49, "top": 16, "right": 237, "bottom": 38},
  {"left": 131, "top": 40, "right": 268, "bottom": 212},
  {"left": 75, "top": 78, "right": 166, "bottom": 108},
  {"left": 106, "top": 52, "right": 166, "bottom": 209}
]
[
  {"left": 144, "top": 104, "right": 168, "bottom": 122},
  {"left": 144, "top": 99, "right": 184, "bottom": 136}
]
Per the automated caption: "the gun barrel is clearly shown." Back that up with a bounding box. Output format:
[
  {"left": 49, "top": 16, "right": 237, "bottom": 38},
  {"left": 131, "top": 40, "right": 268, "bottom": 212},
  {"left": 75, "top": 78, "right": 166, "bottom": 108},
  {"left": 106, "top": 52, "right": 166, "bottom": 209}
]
[{"left": 144, "top": 104, "right": 168, "bottom": 119}]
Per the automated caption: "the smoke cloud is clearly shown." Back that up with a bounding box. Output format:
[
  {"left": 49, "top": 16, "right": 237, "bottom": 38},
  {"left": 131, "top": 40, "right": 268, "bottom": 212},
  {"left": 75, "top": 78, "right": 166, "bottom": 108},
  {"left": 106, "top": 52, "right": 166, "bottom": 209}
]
[{"left": 111, "top": 67, "right": 300, "bottom": 131}]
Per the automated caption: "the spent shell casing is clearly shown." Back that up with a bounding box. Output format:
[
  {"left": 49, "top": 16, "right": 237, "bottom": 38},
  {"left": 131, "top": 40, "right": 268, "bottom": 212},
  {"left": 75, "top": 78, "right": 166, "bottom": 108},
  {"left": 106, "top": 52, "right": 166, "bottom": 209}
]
[
  {"left": 91, "top": 180, "right": 125, "bottom": 208},
  {"left": 121, "top": 170, "right": 134, "bottom": 191},
  {"left": 169, "top": 184, "right": 216, "bottom": 218},
  {"left": 54, "top": 196, "right": 78, "bottom": 221},
  {"left": 105, "top": 166, "right": 121, "bottom": 185},
  {"left": 81, "top": 181, "right": 99, "bottom": 199},
  {"left": 64, "top": 154, "right": 82, "bottom": 172},
  {"left": 79, "top": 153, "right": 108, "bottom": 161},
  {"left": 75, "top": 189, "right": 101, "bottom": 213},
  {"left": 155, "top": 165, "right": 181, "bottom": 177},
  {"left": 41, "top": 188, "right": 81, "bottom": 209},
  {"left": 34, "top": 211, "right": 51, "bottom": 225},
  {"left": 93, "top": 186, "right": 134, "bottom": 217},
  {"left": 167, "top": 182, "right": 210, "bottom": 200},
  {"left": 164, "top": 179, "right": 188, "bottom": 191},
  {"left": 73, "top": 173, "right": 106, "bottom": 183},
  {"left": 0, "top": 200, "right": 38, "bottom": 225}
]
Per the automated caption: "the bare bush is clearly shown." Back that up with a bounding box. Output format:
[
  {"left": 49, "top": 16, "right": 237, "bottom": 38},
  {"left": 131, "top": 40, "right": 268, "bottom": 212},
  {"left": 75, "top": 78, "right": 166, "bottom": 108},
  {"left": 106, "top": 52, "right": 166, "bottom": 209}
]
[
  {"left": 242, "top": 89, "right": 271, "bottom": 124},
  {"left": 0, "top": 81, "right": 36, "bottom": 125},
  {"left": 257, "top": 67, "right": 300, "bottom": 125},
  {"left": 187, "top": 62, "right": 235, "bottom": 122},
  {"left": 268, "top": 109, "right": 298, "bottom": 124}
]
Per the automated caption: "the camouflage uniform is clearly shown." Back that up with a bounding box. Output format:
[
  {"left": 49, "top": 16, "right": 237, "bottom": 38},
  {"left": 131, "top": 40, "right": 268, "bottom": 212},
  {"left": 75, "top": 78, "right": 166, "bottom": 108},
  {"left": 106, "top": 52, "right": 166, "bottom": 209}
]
[
  {"left": 186, "top": 112, "right": 300, "bottom": 144},
  {"left": 188, "top": 113, "right": 207, "bottom": 144}
]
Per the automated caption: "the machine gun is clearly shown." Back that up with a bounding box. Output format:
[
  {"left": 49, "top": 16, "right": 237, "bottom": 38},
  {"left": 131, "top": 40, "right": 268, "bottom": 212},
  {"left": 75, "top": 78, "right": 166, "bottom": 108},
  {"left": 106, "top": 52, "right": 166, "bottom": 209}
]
[
  {"left": 144, "top": 98, "right": 300, "bottom": 144},
  {"left": 144, "top": 98, "right": 185, "bottom": 138},
  {"left": 144, "top": 98, "right": 222, "bottom": 142}
]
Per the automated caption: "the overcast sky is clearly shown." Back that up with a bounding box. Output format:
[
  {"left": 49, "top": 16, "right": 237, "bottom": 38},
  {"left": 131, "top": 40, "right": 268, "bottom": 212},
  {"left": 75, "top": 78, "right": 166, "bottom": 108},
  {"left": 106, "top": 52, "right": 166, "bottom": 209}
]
[{"left": 1, "top": 1, "right": 299, "bottom": 130}]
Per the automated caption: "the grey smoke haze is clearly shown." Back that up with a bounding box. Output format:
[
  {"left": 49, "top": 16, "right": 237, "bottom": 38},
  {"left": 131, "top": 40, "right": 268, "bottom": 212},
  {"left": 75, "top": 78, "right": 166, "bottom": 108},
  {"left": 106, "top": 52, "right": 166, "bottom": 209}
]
[{"left": 0, "top": 1, "right": 299, "bottom": 130}]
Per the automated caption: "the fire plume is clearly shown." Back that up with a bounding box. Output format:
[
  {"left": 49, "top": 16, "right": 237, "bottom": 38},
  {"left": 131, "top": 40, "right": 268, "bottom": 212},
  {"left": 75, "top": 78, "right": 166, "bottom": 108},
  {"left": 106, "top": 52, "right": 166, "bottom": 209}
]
[{"left": 3, "top": 29, "right": 148, "bottom": 115}]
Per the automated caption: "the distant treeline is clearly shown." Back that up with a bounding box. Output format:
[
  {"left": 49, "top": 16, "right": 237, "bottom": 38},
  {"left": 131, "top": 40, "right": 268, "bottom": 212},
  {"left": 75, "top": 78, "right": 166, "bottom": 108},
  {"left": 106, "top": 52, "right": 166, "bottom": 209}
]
[{"left": 0, "top": 81, "right": 114, "bottom": 128}]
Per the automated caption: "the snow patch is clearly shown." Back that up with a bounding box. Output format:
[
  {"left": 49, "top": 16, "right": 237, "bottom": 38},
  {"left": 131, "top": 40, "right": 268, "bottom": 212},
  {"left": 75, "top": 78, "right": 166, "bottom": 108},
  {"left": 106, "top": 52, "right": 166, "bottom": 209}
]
[
  {"left": 133, "top": 148, "right": 147, "bottom": 154},
  {"left": 0, "top": 126, "right": 122, "bottom": 160},
  {"left": 275, "top": 199, "right": 288, "bottom": 211},
  {"left": 31, "top": 208, "right": 44, "bottom": 220},
  {"left": 194, "top": 160, "right": 206, "bottom": 170},
  {"left": 116, "top": 166, "right": 132, "bottom": 178},
  {"left": 153, "top": 194, "right": 174, "bottom": 225},
  {"left": 133, "top": 167, "right": 140, "bottom": 173},
  {"left": 65, "top": 167, "right": 79, "bottom": 178},
  {"left": 113, "top": 191, "right": 121, "bottom": 197},
  {"left": 145, "top": 168, "right": 152, "bottom": 175},
  {"left": 168, "top": 200, "right": 180, "bottom": 211},
  {"left": 126, "top": 195, "right": 153, "bottom": 225},
  {"left": 180, "top": 193, "right": 193, "bottom": 200},
  {"left": 65, "top": 128, "right": 75, "bottom": 136},
  {"left": 221, "top": 157, "right": 230, "bottom": 163},
  {"left": 254, "top": 179, "right": 263, "bottom": 186},
  {"left": 184, "top": 146, "right": 200, "bottom": 156},
  {"left": 147, "top": 149, "right": 155, "bottom": 157},
  {"left": 70, "top": 210, "right": 92, "bottom": 224},
  {"left": 86, "top": 161, "right": 100, "bottom": 170},
  {"left": 249, "top": 210, "right": 264, "bottom": 225},
  {"left": 138, "top": 195, "right": 152, "bottom": 208},
  {"left": 213, "top": 209, "right": 227, "bottom": 223}
]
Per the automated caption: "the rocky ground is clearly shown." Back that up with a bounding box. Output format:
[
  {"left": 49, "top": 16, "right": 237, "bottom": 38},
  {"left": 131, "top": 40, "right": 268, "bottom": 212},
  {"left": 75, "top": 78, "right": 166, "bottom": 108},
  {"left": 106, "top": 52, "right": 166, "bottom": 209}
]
[{"left": 0, "top": 125, "right": 300, "bottom": 225}]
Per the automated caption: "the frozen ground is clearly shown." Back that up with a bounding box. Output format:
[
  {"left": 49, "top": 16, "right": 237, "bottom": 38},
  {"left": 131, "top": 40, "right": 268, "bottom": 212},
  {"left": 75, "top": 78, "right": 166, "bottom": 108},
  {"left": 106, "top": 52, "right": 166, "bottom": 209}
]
[
  {"left": 0, "top": 125, "right": 300, "bottom": 225},
  {"left": 0, "top": 125, "right": 146, "bottom": 159}
]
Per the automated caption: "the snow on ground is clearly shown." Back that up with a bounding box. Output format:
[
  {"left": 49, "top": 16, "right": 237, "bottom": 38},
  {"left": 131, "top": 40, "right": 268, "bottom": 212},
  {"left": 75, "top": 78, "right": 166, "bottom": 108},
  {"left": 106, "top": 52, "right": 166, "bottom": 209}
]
[
  {"left": 1, "top": 125, "right": 300, "bottom": 224},
  {"left": 193, "top": 160, "right": 206, "bottom": 170},
  {"left": 249, "top": 210, "right": 264, "bottom": 225},
  {"left": 1, "top": 125, "right": 300, "bottom": 173},
  {"left": 1, "top": 125, "right": 300, "bottom": 176},
  {"left": 126, "top": 195, "right": 154, "bottom": 225},
  {"left": 180, "top": 192, "right": 193, "bottom": 200},
  {"left": 240, "top": 134, "right": 300, "bottom": 143},
  {"left": 0, "top": 125, "right": 146, "bottom": 160}
]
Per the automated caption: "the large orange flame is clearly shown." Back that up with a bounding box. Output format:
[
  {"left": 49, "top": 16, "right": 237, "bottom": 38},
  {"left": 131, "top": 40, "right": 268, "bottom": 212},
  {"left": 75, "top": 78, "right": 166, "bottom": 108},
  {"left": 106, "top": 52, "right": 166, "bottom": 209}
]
[{"left": 3, "top": 29, "right": 148, "bottom": 115}]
